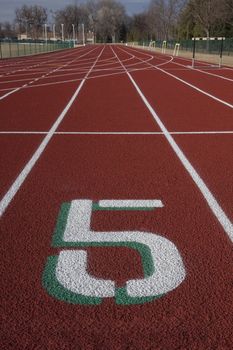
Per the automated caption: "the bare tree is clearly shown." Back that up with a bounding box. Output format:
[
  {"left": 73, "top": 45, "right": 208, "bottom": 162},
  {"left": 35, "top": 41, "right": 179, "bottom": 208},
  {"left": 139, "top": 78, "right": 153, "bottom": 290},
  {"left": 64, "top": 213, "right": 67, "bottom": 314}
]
[
  {"left": 187, "top": 0, "right": 222, "bottom": 38},
  {"left": 221, "top": 0, "right": 233, "bottom": 28},
  {"left": 12, "top": 0, "right": 232, "bottom": 45},
  {"left": 95, "top": 0, "right": 126, "bottom": 42},
  {"left": 0, "top": 22, "right": 17, "bottom": 39},
  {"left": 177, "top": 1, "right": 198, "bottom": 39},
  {"left": 128, "top": 13, "right": 150, "bottom": 42},
  {"left": 86, "top": 0, "right": 98, "bottom": 37},
  {"left": 54, "top": 0, "right": 126, "bottom": 43},
  {"left": 55, "top": 3, "right": 93, "bottom": 41},
  {"left": 15, "top": 5, "right": 47, "bottom": 39},
  {"left": 148, "top": 0, "right": 185, "bottom": 40}
]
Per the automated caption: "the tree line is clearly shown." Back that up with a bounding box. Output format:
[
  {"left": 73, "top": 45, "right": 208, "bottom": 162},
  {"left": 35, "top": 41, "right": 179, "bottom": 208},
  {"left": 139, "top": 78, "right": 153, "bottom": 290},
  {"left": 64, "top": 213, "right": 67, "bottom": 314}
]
[
  {"left": 0, "top": 0, "right": 232, "bottom": 42},
  {"left": 129, "top": 0, "right": 233, "bottom": 41}
]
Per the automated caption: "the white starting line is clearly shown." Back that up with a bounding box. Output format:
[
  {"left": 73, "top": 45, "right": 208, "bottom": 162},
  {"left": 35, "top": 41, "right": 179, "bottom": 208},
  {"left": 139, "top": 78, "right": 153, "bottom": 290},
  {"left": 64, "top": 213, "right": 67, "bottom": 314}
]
[{"left": 0, "top": 131, "right": 233, "bottom": 135}]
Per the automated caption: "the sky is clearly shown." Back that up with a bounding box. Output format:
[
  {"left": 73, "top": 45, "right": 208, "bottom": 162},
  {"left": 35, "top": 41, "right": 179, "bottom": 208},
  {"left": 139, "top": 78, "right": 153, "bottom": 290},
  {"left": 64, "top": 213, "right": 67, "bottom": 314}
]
[{"left": 0, "top": 0, "right": 151, "bottom": 23}]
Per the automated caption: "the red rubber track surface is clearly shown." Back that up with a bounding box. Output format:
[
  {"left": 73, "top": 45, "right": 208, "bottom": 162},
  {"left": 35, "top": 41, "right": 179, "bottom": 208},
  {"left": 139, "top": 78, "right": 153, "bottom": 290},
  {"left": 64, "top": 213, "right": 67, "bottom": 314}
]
[
  {"left": 160, "top": 54, "right": 233, "bottom": 80},
  {"left": 0, "top": 45, "right": 232, "bottom": 349},
  {"left": 0, "top": 135, "right": 43, "bottom": 198},
  {"left": 124, "top": 46, "right": 233, "bottom": 104},
  {"left": 174, "top": 134, "right": 233, "bottom": 221},
  {"left": 0, "top": 46, "right": 97, "bottom": 98}
]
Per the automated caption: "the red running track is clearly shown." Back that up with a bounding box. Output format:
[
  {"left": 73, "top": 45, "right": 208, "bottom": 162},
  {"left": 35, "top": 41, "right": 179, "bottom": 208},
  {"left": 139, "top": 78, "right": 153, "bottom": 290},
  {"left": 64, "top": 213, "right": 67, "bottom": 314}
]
[{"left": 0, "top": 45, "right": 233, "bottom": 349}]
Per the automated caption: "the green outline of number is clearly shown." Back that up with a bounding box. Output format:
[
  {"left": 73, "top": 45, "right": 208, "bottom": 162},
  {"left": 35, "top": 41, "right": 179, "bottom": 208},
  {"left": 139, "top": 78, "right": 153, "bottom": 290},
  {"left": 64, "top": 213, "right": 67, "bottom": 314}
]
[{"left": 42, "top": 202, "right": 163, "bottom": 305}]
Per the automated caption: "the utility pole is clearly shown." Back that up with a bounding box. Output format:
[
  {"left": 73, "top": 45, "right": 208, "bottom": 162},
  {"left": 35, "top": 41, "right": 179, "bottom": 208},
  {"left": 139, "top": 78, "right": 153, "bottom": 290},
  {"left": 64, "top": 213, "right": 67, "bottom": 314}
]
[
  {"left": 53, "top": 24, "right": 56, "bottom": 40},
  {"left": 82, "top": 23, "right": 85, "bottom": 46},
  {"left": 72, "top": 24, "right": 75, "bottom": 45},
  {"left": 44, "top": 23, "right": 47, "bottom": 44},
  {"left": 61, "top": 23, "right": 64, "bottom": 41}
]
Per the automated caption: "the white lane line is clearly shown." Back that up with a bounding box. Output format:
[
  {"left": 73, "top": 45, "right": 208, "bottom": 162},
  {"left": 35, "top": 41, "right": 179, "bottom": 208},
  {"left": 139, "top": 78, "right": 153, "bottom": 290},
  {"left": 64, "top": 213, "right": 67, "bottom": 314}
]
[
  {"left": 0, "top": 46, "right": 105, "bottom": 217},
  {"left": 0, "top": 46, "right": 99, "bottom": 101},
  {"left": 164, "top": 55, "right": 233, "bottom": 82},
  {"left": 0, "top": 46, "right": 87, "bottom": 78},
  {"left": 112, "top": 45, "right": 233, "bottom": 243},
  {"left": 1, "top": 131, "right": 233, "bottom": 135},
  {"left": 164, "top": 59, "right": 233, "bottom": 82},
  {"left": 185, "top": 65, "right": 233, "bottom": 82},
  {"left": 129, "top": 46, "right": 233, "bottom": 82},
  {"left": 0, "top": 56, "right": 173, "bottom": 91},
  {"left": 0, "top": 50, "right": 125, "bottom": 84},
  {"left": 168, "top": 131, "right": 233, "bottom": 135},
  {"left": 0, "top": 66, "right": 152, "bottom": 90},
  {"left": 0, "top": 49, "right": 157, "bottom": 92},
  {"left": 0, "top": 87, "right": 21, "bottom": 99},
  {"left": 121, "top": 46, "right": 233, "bottom": 109},
  {"left": 99, "top": 200, "right": 164, "bottom": 208}
]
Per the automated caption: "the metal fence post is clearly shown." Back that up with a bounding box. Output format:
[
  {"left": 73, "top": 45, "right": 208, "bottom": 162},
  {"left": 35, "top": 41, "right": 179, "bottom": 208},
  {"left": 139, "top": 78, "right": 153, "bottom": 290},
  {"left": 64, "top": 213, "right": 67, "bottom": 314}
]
[
  {"left": 219, "top": 37, "right": 224, "bottom": 67},
  {"left": 192, "top": 38, "right": 196, "bottom": 68}
]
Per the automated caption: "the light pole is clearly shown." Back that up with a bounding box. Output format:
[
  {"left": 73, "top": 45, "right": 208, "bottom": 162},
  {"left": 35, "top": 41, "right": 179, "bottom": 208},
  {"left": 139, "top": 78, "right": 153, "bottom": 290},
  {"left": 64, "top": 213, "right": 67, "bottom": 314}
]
[
  {"left": 26, "top": 20, "right": 32, "bottom": 39},
  {"left": 44, "top": 23, "right": 47, "bottom": 43},
  {"left": 53, "top": 24, "right": 56, "bottom": 41},
  {"left": 44, "top": 23, "right": 47, "bottom": 44},
  {"left": 82, "top": 23, "right": 85, "bottom": 46},
  {"left": 61, "top": 23, "right": 64, "bottom": 41},
  {"left": 72, "top": 24, "right": 75, "bottom": 45}
]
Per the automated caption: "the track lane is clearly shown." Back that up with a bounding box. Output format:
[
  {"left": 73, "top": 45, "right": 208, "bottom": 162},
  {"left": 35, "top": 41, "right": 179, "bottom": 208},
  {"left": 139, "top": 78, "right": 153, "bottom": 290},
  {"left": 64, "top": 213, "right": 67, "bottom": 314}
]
[
  {"left": 0, "top": 46, "right": 100, "bottom": 100},
  {"left": 0, "top": 48, "right": 122, "bottom": 93},
  {"left": 1, "top": 132, "right": 232, "bottom": 348},
  {"left": 174, "top": 134, "right": 233, "bottom": 222},
  {"left": 1, "top": 44, "right": 233, "bottom": 350},
  {"left": 0, "top": 135, "right": 43, "bottom": 199},
  {"left": 159, "top": 63, "right": 233, "bottom": 104},
  {"left": 58, "top": 46, "right": 159, "bottom": 132},
  {"left": 170, "top": 55, "right": 233, "bottom": 79},
  {"left": 112, "top": 45, "right": 233, "bottom": 241},
  {"left": 0, "top": 47, "right": 102, "bottom": 131},
  {"left": 0, "top": 45, "right": 105, "bottom": 216},
  {"left": 113, "top": 46, "right": 233, "bottom": 225},
  {"left": 127, "top": 45, "right": 233, "bottom": 79},
  {"left": 124, "top": 45, "right": 233, "bottom": 104},
  {"left": 0, "top": 46, "right": 88, "bottom": 77},
  {"left": 0, "top": 83, "right": 81, "bottom": 130},
  {"left": 0, "top": 52, "right": 155, "bottom": 93},
  {"left": 115, "top": 46, "right": 233, "bottom": 132}
]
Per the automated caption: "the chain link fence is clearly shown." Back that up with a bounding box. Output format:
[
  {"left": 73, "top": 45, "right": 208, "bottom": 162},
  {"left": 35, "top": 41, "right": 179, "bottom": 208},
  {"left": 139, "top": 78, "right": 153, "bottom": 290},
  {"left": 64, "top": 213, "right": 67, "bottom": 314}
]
[
  {"left": 130, "top": 38, "right": 233, "bottom": 66},
  {"left": 0, "top": 39, "right": 74, "bottom": 59},
  {"left": 137, "top": 38, "right": 233, "bottom": 55}
]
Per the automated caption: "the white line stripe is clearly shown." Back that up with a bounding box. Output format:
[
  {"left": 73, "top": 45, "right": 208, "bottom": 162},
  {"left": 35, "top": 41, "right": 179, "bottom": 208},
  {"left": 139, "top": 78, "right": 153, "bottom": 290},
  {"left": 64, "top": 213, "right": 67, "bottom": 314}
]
[
  {"left": 0, "top": 87, "right": 21, "bottom": 99},
  {"left": 99, "top": 200, "right": 164, "bottom": 208},
  {"left": 0, "top": 46, "right": 105, "bottom": 217},
  {"left": 0, "top": 52, "right": 158, "bottom": 92},
  {"left": 120, "top": 46, "right": 233, "bottom": 110},
  {"left": 112, "top": 45, "right": 233, "bottom": 243},
  {"left": 0, "top": 46, "right": 99, "bottom": 101},
  {"left": 169, "top": 131, "right": 233, "bottom": 135},
  {"left": 0, "top": 46, "right": 87, "bottom": 78},
  {"left": 0, "top": 65, "right": 154, "bottom": 91},
  {"left": 128, "top": 45, "right": 233, "bottom": 82},
  {"left": 1, "top": 131, "right": 233, "bottom": 135}
]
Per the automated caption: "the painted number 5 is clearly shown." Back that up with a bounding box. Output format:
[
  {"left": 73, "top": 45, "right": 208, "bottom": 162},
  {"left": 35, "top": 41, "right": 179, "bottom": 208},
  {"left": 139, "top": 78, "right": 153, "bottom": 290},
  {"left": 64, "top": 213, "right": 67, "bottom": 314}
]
[{"left": 43, "top": 200, "right": 186, "bottom": 305}]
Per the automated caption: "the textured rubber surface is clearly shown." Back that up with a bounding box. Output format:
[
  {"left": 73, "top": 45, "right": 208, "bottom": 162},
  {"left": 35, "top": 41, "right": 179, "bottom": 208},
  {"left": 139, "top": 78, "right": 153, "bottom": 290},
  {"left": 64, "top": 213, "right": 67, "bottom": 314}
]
[{"left": 0, "top": 45, "right": 232, "bottom": 349}]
